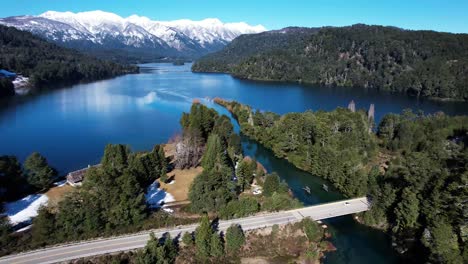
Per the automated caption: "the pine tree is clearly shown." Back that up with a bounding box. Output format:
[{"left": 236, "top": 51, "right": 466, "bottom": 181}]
[
  {"left": 101, "top": 144, "right": 130, "bottom": 173},
  {"left": 182, "top": 232, "right": 194, "bottom": 246},
  {"left": 0, "top": 215, "right": 11, "bottom": 249},
  {"left": 393, "top": 188, "right": 420, "bottom": 232},
  {"left": 195, "top": 214, "right": 212, "bottom": 259},
  {"left": 201, "top": 134, "right": 225, "bottom": 171},
  {"left": 225, "top": 224, "right": 245, "bottom": 253},
  {"left": 24, "top": 152, "right": 56, "bottom": 190},
  {"left": 236, "top": 160, "right": 252, "bottom": 192},
  {"left": 263, "top": 173, "right": 280, "bottom": 196},
  {"left": 210, "top": 232, "right": 224, "bottom": 257},
  {"left": 31, "top": 206, "right": 56, "bottom": 246}
]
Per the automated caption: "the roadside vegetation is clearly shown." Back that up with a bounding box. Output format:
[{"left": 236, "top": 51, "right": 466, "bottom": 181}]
[
  {"left": 216, "top": 98, "right": 468, "bottom": 263},
  {"left": 71, "top": 216, "right": 332, "bottom": 264}
]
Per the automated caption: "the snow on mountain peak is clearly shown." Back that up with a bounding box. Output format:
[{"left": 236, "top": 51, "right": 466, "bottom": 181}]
[{"left": 2, "top": 10, "right": 266, "bottom": 57}]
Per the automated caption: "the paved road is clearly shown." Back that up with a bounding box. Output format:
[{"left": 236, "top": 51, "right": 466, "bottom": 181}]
[{"left": 0, "top": 197, "right": 369, "bottom": 264}]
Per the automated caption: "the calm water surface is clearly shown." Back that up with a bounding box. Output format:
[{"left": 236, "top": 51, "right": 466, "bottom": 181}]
[{"left": 1, "top": 63, "right": 467, "bottom": 263}]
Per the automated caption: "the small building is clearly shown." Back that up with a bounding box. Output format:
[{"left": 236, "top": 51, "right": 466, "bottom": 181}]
[
  {"left": 0, "top": 69, "right": 17, "bottom": 80},
  {"left": 66, "top": 164, "right": 100, "bottom": 186}
]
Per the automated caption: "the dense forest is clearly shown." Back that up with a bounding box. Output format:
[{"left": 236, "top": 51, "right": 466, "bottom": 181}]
[
  {"left": 0, "top": 25, "right": 138, "bottom": 98},
  {"left": 216, "top": 99, "right": 468, "bottom": 263},
  {"left": 194, "top": 24, "right": 468, "bottom": 100}
]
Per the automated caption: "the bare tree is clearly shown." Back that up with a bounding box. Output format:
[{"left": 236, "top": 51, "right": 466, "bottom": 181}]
[{"left": 174, "top": 129, "right": 204, "bottom": 169}]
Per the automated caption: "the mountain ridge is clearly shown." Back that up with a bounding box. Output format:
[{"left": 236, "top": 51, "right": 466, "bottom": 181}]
[{"left": 0, "top": 10, "right": 266, "bottom": 62}]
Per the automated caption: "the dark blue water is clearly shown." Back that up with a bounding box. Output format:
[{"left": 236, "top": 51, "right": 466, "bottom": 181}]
[{"left": 1, "top": 63, "right": 467, "bottom": 263}]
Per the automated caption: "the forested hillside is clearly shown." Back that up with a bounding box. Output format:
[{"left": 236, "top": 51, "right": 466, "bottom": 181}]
[
  {"left": 0, "top": 25, "right": 138, "bottom": 98},
  {"left": 194, "top": 24, "right": 468, "bottom": 100},
  {"left": 216, "top": 99, "right": 468, "bottom": 263}
]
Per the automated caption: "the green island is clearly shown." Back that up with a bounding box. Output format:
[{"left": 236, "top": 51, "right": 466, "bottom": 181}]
[
  {"left": 193, "top": 24, "right": 468, "bottom": 101},
  {"left": 214, "top": 98, "right": 467, "bottom": 263},
  {"left": 0, "top": 102, "right": 336, "bottom": 263},
  {"left": 0, "top": 25, "right": 138, "bottom": 99}
]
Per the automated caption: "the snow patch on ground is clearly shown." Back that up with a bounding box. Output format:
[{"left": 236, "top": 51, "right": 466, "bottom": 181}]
[
  {"left": 4, "top": 194, "right": 49, "bottom": 226},
  {"left": 15, "top": 225, "right": 32, "bottom": 233},
  {"left": 145, "top": 182, "right": 175, "bottom": 208},
  {"left": 53, "top": 180, "right": 67, "bottom": 187}
]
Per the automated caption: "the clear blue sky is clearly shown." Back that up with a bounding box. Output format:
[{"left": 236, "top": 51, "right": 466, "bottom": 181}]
[{"left": 1, "top": 0, "right": 467, "bottom": 33}]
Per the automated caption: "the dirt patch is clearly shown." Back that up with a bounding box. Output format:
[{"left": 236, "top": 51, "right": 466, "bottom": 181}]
[
  {"left": 45, "top": 184, "right": 73, "bottom": 208},
  {"left": 163, "top": 143, "right": 176, "bottom": 162},
  {"left": 159, "top": 166, "right": 203, "bottom": 202},
  {"left": 241, "top": 257, "right": 271, "bottom": 264}
]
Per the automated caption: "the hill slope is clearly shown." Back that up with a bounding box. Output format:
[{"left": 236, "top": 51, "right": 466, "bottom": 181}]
[
  {"left": 0, "top": 25, "right": 138, "bottom": 98},
  {"left": 193, "top": 24, "right": 468, "bottom": 101}
]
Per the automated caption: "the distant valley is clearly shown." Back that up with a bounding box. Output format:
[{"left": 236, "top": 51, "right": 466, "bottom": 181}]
[{"left": 0, "top": 10, "right": 266, "bottom": 63}]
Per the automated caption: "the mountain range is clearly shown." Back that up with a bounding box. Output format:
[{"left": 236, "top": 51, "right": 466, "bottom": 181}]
[{"left": 0, "top": 10, "right": 266, "bottom": 62}]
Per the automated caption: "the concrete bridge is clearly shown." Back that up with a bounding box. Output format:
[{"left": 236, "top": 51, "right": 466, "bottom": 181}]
[{"left": 0, "top": 197, "right": 370, "bottom": 264}]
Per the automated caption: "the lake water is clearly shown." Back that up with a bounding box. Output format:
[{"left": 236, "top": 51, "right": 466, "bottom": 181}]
[{"left": 1, "top": 63, "right": 467, "bottom": 263}]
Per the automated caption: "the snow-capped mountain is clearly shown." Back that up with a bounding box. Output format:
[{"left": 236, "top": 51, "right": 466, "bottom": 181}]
[{"left": 0, "top": 10, "right": 266, "bottom": 61}]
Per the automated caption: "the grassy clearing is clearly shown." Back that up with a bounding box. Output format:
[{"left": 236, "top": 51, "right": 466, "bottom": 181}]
[
  {"left": 44, "top": 184, "right": 73, "bottom": 208},
  {"left": 159, "top": 166, "right": 203, "bottom": 202}
]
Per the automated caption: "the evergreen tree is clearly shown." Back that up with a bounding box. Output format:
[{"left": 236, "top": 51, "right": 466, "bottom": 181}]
[
  {"left": 182, "top": 232, "right": 194, "bottom": 246},
  {"left": 210, "top": 232, "right": 224, "bottom": 257},
  {"left": 157, "top": 145, "right": 168, "bottom": 179},
  {"left": 0, "top": 215, "right": 11, "bottom": 250},
  {"left": 236, "top": 159, "right": 253, "bottom": 192},
  {"left": 157, "top": 233, "right": 177, "bottom": 264},
  {"left": 263, "top": 173, "right": 281, "bottom": 196},
  {"left": 0, "top": 155, "right": 28, "bottom": 201},
  {"left": 24, "top": 152, "right": 56, "bottom": 190},
  {"left": 201, "top": 134, "right": 225, "bottom": 171},
  {"left": 225, "top": 224, "right": 245, "bottom": 253},
  {"left": 393, "top": 188, "right": 419, "bottom": 232},
  {"left": 101, "top": 144, "right": 130, "bottom": 173},
  {"left": 212, "top": 115, "right": 234, "bottom": 144},
  {"left": 31, "top": 207, "right": 56, "bottom": 246},
  {"left": 195, "top": 215, "right": 212, "bottom": 259},
  {"left": 424, "top": 218, "right": 462, "bottom": 263}
]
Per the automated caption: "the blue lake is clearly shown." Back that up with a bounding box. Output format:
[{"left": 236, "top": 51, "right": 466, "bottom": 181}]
[{"left": 1, "top": 63, "right": 467, "bottom": 263}]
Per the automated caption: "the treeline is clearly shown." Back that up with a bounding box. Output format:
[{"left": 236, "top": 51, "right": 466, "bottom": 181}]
[
  {"left": 0, "top": 153, "right": 57, "bottom": 203},
  {"left": 0, "top": 144, "right": 172, "bottom": 256},
  {"left": 216, "top": 99, "right": 468, "bottom": 263},
  {"left": 32, "top": 144, "right": 168, "bottom": 244},
  {"left": 194, "top": 24, "right": 468, "bottom": 100},
  {"left": 179, "top": 102, "right": 301, "bottom": 216},
  {"left": 0, "top": 25, "right": 138, "bottom": 98}
]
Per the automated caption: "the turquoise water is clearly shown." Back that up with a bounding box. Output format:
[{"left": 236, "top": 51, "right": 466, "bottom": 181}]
[{"left": 1, "top": 63, "right": 467, "bottom": 263}]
